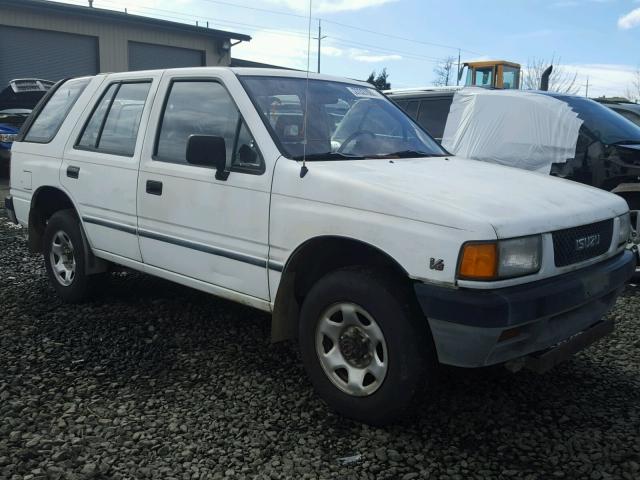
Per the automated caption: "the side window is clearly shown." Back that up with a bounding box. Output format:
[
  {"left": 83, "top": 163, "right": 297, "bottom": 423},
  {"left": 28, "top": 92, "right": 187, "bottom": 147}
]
[
  {"left": 77, "top": 84, "right": 118, "bottom": 149},
  {"left": 417, "top": 98, "right": 452, "bottom": 140},
  {"left": 232, "top": 120, "right": 263, "bottom": 173},
  {"left": 77, "top": 82, "right": 151, "bottom": 156},
  {"left": 24, "top": 78, "right": 90, "bottom": 143},
  {"left": 155, "top": 80, "right": 264, "bottom": 173}
]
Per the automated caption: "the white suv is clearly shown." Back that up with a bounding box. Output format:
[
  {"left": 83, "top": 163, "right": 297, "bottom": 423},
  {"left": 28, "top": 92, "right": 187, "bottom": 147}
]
[{"left": 4, "top": 68, "right": 635, "bottom": 424}]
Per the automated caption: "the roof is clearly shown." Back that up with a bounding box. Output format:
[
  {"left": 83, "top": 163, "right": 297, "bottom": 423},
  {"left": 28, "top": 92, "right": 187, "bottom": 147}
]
[
  {"left": 1, "top": 0, "right": 251, "bottom": 42},
  {"left": 88, "top": 67, "right": 372, "bottom": 87},
  {"left": 463, "top": 60, "right": 521, "bottom": 68}
]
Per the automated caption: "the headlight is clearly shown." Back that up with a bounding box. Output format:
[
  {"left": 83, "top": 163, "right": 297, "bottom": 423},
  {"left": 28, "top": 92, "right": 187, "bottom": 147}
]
[
  {"left": 0, "top": 133, "right": 17, "bottom": 143},
  {"left": 458, "top": 235, "right": 542, "bottom": 280},
  {"left": 618, "top": 212, "right": 631, "bottom": 245}
]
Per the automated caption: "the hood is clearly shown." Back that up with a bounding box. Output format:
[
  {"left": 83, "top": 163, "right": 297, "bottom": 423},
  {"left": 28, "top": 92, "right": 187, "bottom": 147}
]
[
  {"left": 0, "top": 79, "right": 52, "bottom": 110},
  {"left": 282, "top": 156, "right": 628, "bottom": 239}
]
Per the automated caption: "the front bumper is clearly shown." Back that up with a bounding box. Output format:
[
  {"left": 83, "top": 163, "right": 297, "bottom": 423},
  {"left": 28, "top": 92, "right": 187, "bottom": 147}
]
[
  {"left": 414, "top": 251, "right": 636, "bottom": 368},
  {"left": 4, "top": 195, "right": 18, "bottom": 224}
]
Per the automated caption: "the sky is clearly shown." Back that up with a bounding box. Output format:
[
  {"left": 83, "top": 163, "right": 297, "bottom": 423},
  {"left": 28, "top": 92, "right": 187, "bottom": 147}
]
[{"left": 54, "top": 0, "right": 640, "bottom": 98}]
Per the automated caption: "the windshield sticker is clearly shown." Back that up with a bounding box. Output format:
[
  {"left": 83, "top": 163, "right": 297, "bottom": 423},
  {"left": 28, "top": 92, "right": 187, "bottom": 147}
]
[{"left": 347, "top": 86, "right": 381, "bottom": 99}]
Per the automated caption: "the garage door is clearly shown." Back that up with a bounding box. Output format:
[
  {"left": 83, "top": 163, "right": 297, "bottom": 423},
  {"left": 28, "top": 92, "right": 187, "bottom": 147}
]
[
  {"left": 128, "top": 42, "right": 204, "bottom": 71},
  {"left": 0, "top": 26, "right": 98, "bottom": 87}
]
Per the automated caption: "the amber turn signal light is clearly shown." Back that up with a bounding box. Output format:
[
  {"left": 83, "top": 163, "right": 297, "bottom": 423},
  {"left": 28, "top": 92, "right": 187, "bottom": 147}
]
[{"left": 458, "top": 242, "right": 498, "bottom": 280}]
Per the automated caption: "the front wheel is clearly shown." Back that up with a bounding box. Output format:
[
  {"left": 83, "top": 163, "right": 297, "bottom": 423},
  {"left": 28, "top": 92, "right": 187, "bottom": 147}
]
[
  {"left": 299, "top": 268, "right": 435, "bottom": 425},
  {"left": 43, "top": 210, "right": 94, "bottom": 303}
]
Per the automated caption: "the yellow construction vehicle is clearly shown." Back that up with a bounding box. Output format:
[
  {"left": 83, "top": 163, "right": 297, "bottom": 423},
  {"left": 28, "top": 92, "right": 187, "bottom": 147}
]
[{"left": 459, "top": 60, "right": 521, "bottom": 89}]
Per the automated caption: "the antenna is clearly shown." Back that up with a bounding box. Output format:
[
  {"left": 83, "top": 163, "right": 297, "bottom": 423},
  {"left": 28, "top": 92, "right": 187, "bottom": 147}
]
[{"left": 300, "top": 0, "right": 313, "bottom": 178}]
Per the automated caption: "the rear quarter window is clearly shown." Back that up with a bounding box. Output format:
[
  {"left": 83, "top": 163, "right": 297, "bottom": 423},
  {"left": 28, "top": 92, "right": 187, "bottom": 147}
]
[{"left": 24, "top": 78, "right": 90, "bottom": 143}]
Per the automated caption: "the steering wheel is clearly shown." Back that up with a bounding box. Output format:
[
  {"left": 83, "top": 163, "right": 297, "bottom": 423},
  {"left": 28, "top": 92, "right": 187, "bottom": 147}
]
[{"left": 337, "top": 130, "right": 376, "bottom": 154}]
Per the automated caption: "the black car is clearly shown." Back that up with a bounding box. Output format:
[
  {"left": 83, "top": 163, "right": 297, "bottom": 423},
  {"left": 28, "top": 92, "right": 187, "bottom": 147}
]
[{"left": 0, "top": 79, "right": 54, "bottom": 163}]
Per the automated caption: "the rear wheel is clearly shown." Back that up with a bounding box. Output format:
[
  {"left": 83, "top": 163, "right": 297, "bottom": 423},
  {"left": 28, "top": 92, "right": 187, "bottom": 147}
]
[
  {"left": 43, "top": 210, "right": 94, "bottom": 303},
  {"left": 299, "top": 268, "right": 435, "bottom": 425}
]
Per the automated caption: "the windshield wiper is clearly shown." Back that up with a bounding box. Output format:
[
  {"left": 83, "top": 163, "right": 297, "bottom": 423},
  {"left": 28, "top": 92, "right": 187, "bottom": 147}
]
[
  {"left": 291, "top": 152, "right": 365, "bottom": 161},
  {"left": 370, "top": 150, "right": 442, "bottom": 158}
]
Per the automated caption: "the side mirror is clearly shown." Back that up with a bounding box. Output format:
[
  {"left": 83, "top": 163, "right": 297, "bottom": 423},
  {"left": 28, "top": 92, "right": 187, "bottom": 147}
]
[{"left": 186, "top": 135, "right": 229, "bottom": 180}]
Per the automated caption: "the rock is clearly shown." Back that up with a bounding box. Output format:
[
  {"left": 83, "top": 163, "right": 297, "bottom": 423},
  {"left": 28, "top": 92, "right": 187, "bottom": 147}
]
[{"left": 375, "top": 448, "right": 387, "bottom": 462}]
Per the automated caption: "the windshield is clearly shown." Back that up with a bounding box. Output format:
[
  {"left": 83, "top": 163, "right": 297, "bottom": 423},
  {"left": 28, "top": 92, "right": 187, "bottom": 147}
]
[
  {"left": 241, "top": 76, "right": 446, "bottom": 160},
  {"left": 549, "top": 94, "right": 640, "bottom": 145}
]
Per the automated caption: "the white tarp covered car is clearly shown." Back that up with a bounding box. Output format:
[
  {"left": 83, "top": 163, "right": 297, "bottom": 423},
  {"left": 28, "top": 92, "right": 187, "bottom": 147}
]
[{"left": 441, "top": 88, "right": 584, "bottom": 174}]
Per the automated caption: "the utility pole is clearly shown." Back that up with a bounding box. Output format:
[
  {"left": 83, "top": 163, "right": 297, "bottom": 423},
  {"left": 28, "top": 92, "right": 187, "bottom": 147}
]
[
  {"left": 313, "top": 19, "right": 328, "bottom": 73},
  {"left": 456, "top": 48, "right": 461, "bottom": 86},
  {"left": 585, "top": 76, "right": 589, "bottom": 98}
]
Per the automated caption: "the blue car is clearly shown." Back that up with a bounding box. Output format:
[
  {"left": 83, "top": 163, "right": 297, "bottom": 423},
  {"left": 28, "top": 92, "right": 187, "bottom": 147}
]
[{"left": 0, "top": 79, "right": 54, "bottom": 163}]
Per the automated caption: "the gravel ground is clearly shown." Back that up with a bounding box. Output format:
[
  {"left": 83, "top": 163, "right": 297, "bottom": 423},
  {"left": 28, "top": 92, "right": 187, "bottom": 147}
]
[{"left": 1, "top": 209, "right": 639, "bottom": 480}]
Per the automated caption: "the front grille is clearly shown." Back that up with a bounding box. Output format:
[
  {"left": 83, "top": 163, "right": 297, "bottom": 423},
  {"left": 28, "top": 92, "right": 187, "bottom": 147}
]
[{"left": 552, "top": 219, "right": 613, "bottom": 267}]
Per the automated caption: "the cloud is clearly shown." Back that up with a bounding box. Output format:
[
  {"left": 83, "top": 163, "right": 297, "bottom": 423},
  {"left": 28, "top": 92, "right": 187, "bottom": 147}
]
[
  {"left": 233, "top": 30, "right": 324, "bottom": 70},
  {"left": 347, "top": 49, "right": 401, "bottom": 62},
  {"left": 561, "top": 63, "right": 638, "bottom": 97},
  {"left": 265, "top": 0, "right": 397, "bottom": 14},
  {"left": 618, "top": 8, "right": 640, "bottom": 29},
  {"left": 233, "top": 30, "right": 402, "bottom": 68}
]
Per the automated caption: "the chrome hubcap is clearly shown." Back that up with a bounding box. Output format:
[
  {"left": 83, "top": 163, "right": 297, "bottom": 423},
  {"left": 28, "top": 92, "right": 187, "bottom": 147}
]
[
  {"left": 50, "top": 231, "right": 76, "bottom": 287},
  {"left": 316, "top": 302, "right": 388, "bottom": 397}
]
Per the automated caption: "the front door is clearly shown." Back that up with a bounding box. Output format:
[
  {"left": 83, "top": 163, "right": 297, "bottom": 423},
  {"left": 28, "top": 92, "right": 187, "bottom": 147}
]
[{"left": 136, "top": 72, "right": 272, "bottom": 301}]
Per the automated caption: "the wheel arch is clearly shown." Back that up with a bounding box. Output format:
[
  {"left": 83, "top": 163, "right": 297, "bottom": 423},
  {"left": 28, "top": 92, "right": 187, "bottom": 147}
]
[
  {"left": 271, "top": 235, "right": 411, "bottom": 342},
  {"left": 28, "top": 185, "right": 76, "bottom": 253},
  {"left": 29, "top": 185, "right": 107, "bottom": 274}
]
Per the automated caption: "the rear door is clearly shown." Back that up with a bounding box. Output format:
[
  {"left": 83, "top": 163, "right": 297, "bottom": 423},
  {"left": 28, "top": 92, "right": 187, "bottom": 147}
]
[
  {"left": 136, "top": 70, "right": 273, "bottom": 301},
  {"left": 61, "top": 71, "right": 161, "bottom": 261}
]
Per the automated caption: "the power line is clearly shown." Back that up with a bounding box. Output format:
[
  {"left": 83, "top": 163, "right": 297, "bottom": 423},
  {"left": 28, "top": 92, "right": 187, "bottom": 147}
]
[
  {"left": 320, "top": 18, "right": 484, "bottom": 56},
  {"left": 197, "top": 0, "right": 483, "bottom": 55},
  {"left": 79, "top": 0, "right": 481, "bottom": 57},
  {"left": 76, "top": 0, "right": 449, "bottom": 65}
]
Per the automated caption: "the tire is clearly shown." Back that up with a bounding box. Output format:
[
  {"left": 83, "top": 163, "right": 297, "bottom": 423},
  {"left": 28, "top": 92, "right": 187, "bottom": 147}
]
[
  {"left": 299, "top": 267, "right": 435, "bottom": 425},
  {"left": 43, "top": 209, "right": 93, "bottom": 303}
]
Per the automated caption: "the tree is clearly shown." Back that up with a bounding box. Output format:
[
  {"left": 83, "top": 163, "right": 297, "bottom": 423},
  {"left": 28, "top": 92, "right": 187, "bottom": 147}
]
[
  {"left": 522, "top": 56, "right": 579, "bottom": 94},
  {"left": 366, "top": 68, "right": 390, "bottom": 90},
  {"left": 433, "top": 56, "right": 456, "bottom": 87},
  {"left": 625, "top": 68, "right": 640, "bottom": 103}
]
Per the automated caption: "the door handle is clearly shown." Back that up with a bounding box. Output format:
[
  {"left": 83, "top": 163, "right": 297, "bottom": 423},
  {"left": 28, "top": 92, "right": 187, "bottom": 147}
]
[
  {"left": 146, "top": 180, "right": 163, "bottom": 196},
  {"left": 66, "top": 166, "right": 80, "bottom": 179}
]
